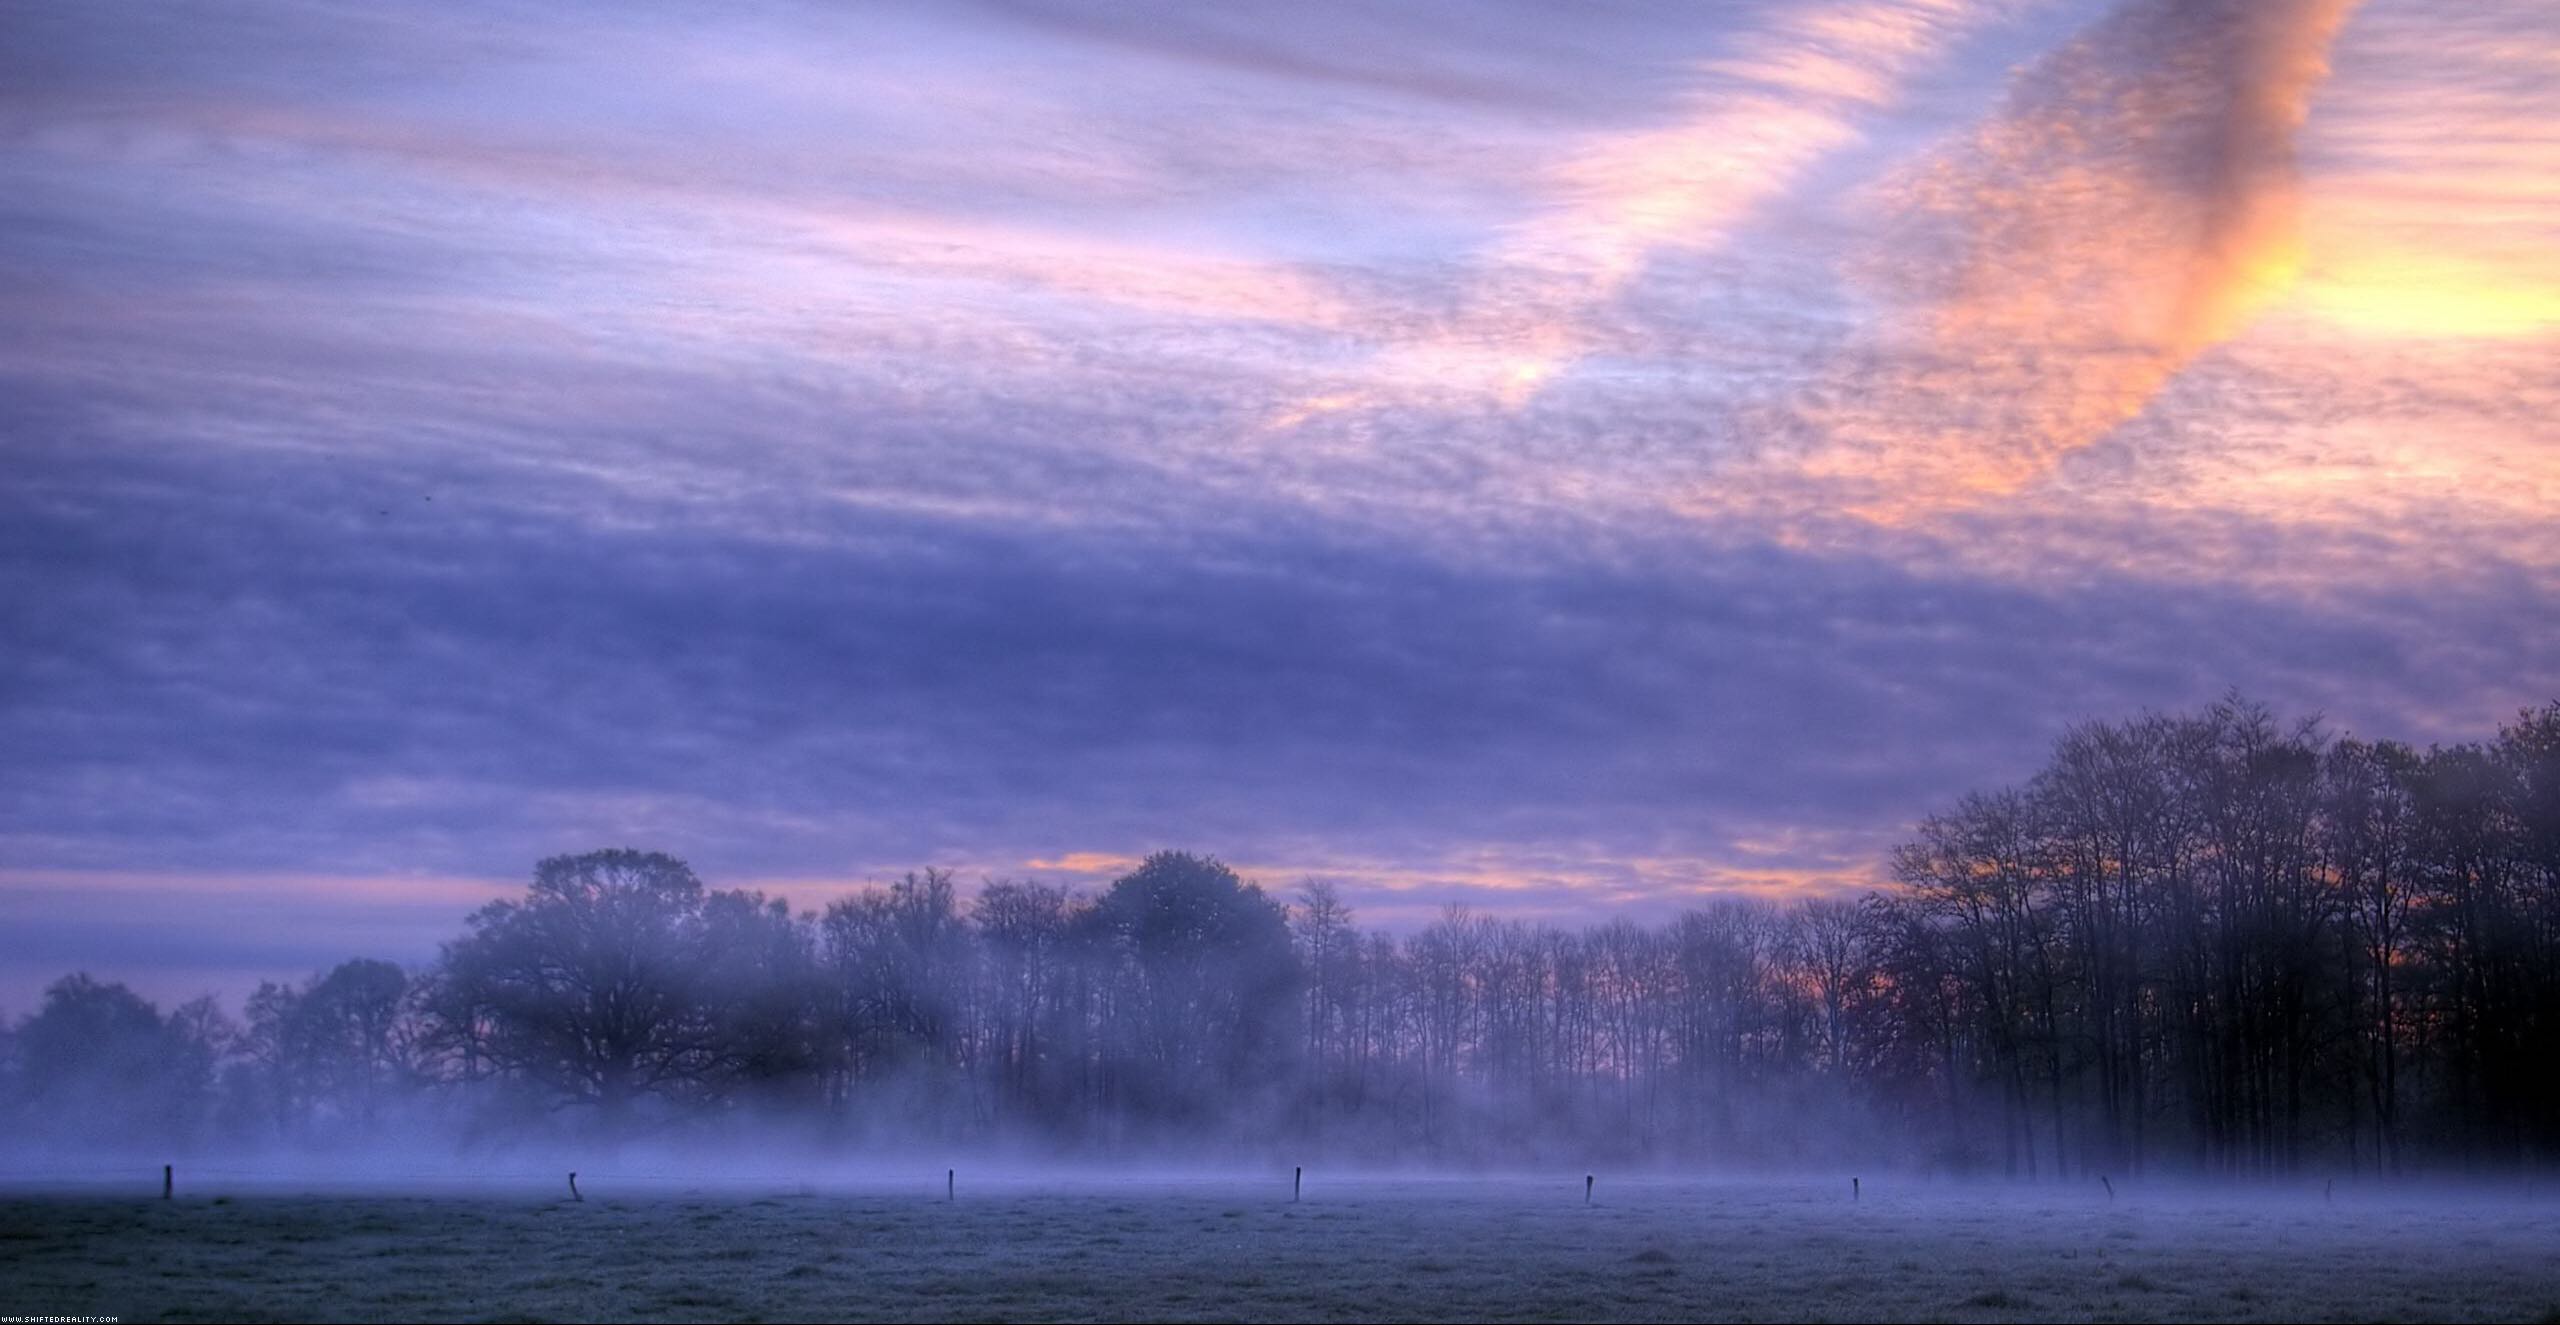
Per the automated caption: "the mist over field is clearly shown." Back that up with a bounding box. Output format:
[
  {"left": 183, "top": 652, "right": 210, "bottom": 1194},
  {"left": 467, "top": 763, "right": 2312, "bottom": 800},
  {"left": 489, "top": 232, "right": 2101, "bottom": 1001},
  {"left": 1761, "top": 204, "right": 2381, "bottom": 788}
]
[{"left": 7, "top": 698, "right": 2558, "bottom": 1196}]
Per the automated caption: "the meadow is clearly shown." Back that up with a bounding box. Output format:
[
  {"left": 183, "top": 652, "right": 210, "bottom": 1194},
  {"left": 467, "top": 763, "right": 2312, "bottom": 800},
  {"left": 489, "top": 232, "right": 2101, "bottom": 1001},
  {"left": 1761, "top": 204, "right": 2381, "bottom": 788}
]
[{"left": 3, "top": 1172, "right": 2555, "bottom": 1323}]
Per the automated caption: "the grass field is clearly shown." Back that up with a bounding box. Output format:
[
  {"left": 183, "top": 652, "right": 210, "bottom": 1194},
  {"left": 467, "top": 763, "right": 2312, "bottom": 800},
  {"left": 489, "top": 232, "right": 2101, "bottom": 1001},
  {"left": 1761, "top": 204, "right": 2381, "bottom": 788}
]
[{"left": 3, "top": 1173, "right": 2555, "bottom": 1322}]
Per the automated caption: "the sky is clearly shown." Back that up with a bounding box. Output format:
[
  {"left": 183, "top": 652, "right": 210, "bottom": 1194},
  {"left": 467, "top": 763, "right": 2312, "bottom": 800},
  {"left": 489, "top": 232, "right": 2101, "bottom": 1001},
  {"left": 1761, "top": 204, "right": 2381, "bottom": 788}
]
[{"left": 3, "top": 0, "right": 2555, "bottom": 1009}]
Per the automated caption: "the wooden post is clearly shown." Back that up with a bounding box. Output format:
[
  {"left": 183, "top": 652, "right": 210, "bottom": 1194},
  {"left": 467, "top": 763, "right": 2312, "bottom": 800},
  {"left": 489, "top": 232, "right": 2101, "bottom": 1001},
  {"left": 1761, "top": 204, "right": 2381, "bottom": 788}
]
[
  {"left": 1585, "top": 1175, "right": 1593, "bottom": 1206},
  {"left": 1294, "top": 1167, "right": 1302, "bottom": 1203},
  {"left": 1852, "top": 1177, "right": 1860, "bottom": 1202},
  {"left": 2100, "top": 1175, "right": 2113, "bottom": 1201},
  {"left": 568, "top": 1171, "right": 582, "bottom": 1202},
  {"left": 162, "top": 1164, "right": 172, "bottom": 1200},
  {"left": 947, "top": 1169, "right": 955, "bottom": 1202}
]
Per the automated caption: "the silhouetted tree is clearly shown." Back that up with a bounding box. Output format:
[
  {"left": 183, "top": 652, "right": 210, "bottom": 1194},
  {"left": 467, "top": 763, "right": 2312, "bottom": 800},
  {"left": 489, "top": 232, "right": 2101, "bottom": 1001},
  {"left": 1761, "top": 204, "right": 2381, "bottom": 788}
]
[
  {"left": 12, "top": 974, "right": 224, "bottom": 1147},
  {"left": 1091, "top": 851, "right": 1298, "bottom": 1124},
  {"left": 699, "top": 891, "right": 826, "bottom": 1109},
  {"left": 242, "top": 957, "right": 414, "bottom": 1136},
  {"left": 974, "top": 879, "right": 1083, "bottom": 1122},
  {"left": 433, "top": 849, "right": 729, "bottom": 1128},
  {"left": 819, "top": 869, "right": 974, "bottom": 1128}
]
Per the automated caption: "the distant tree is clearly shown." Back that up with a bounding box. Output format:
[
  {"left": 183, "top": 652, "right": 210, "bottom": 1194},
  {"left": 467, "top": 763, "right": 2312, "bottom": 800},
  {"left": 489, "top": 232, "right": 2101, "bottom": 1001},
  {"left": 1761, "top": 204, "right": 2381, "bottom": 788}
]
[
  {"left": 698, "top": 890, "right": 825, "bottom": 1107},
  {"left": 1092, "top": 851, "right": 1298, "bottom": 1121},
  {"left": 1292, "top": 881, "right": 1357, "bottom": 1086},
  {"left": 244, "top": 959, "right": 415, "bottom": 1135},
  {"left": 2492, "top": 704, "right": 2560, "bottom": 1160},
  {"left": 973, "top": 879, "right": 1084, "bottom": 1120},
  {"left": 2325, "top": 736, "right": 2419, "bottom": 1172},
  {"left": 13, "top": 974, "right": 223, "bottom": 1147},
  {"left": 162, "top": 994, "right": 235, "bottom": 1139},
  {"left": 1789, "top": 897, "right": 1878, "bottom": 1077},
  {"left": 1893, "top": 788, "right": 2059, "bottom": 1176},
  {"left": 433, "top": 849, "right": 727, "bottom": 1127},
  {"left": 819, "top": 869, "right": 974, "bottom": 1115}
]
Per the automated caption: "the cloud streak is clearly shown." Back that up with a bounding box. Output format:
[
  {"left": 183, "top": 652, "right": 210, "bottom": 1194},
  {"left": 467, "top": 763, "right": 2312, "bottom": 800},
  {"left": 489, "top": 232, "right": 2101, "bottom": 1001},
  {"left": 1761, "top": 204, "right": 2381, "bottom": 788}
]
[{"left": 1273, "top": 0, "right": 2001, "bottom": 416}]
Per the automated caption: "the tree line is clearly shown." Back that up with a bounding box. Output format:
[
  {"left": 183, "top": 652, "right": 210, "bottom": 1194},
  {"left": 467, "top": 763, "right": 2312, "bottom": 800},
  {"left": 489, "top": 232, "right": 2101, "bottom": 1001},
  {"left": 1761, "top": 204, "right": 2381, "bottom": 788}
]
[{"left": 6, "top": 696, "right": 2555, "bottom": 1175}]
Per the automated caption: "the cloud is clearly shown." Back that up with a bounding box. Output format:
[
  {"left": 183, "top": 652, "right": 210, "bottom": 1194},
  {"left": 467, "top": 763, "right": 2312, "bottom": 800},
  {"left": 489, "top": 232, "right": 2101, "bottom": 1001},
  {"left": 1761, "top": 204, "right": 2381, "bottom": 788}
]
[
  {"left": 10, "top": 422, "right": 2546, "bottom": 878},
  {"left": 1750, "top": 0, "right": 2362, "bottom": 514},
  {"left": 1270, "top": 0, "right": 2007, "bottom": 416}
]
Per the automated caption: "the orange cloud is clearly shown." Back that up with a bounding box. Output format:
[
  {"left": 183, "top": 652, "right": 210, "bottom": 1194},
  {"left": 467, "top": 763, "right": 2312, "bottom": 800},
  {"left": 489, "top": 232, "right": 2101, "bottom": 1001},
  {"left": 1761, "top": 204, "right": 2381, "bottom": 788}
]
[
  {"left": 1771, "top": 0, "right": 2362, "bottom": 519},
  {"left": 1019, "top": 852, "right": 1147, "bottom": 876}
]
